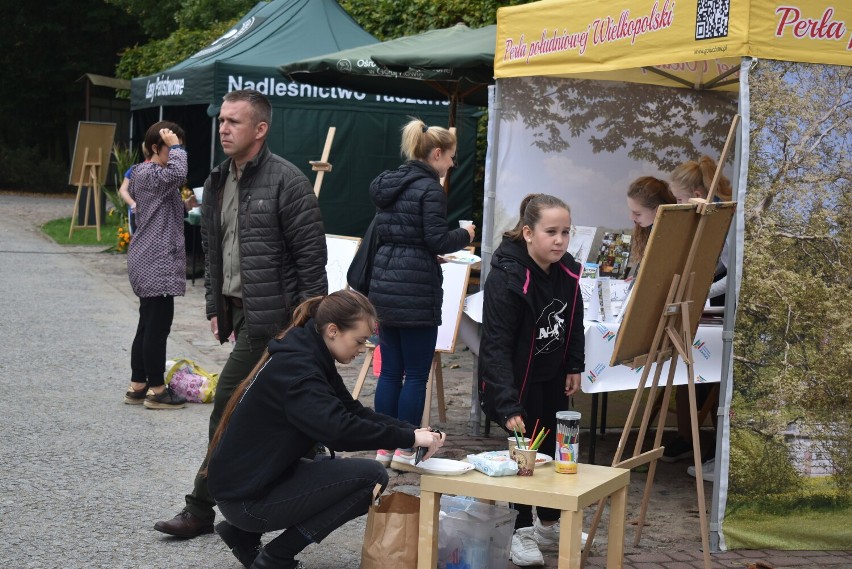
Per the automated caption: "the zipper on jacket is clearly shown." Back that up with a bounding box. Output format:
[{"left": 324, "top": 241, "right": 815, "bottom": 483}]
[{"left": 244, "top": 194, "right": 252, "bottom": 231}]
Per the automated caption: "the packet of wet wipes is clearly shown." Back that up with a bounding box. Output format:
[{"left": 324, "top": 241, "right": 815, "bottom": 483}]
[{"left": 466, "top": 451, "right": 519, "bottom": 477}]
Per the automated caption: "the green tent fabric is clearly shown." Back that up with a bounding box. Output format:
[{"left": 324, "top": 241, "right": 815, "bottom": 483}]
[
  {"left": 280, "top": 23, "right": 496, "bottom": 108},
  {"left": 131, "top": 0, "right": 377, "bottom": 109},
  {"left": 129, "top": 0, "right": 478, "bottom": 236}
]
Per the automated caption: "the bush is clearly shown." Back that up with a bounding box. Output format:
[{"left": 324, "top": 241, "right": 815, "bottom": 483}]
[
  {"left": 0, "top": 143, "right": 68, "bottom": 193},
  {"left": 729, "top": 428, "right": 803, "bottom": 499}
]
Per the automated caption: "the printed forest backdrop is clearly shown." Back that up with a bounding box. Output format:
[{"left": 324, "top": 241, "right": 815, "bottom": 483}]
[{"left": 726, "top": 60, "right": 851, "bottom": 549}]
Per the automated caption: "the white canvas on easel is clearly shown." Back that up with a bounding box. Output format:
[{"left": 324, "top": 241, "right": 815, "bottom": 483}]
[
  {"left": 325, "top": 234, "right": 360, "bottom": 294},
  {"left": 435, "top": 259, "right": 473, "bottom": 352}
]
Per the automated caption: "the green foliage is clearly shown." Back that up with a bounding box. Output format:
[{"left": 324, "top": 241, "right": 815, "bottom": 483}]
[
  {"left": 174, "top": 0, "right": 256, "bottom": 30},
  {"left": 41, "top": 216, "right": 122, "bottom": 247},
  {"left": 0, "top": 0, "right": 144, "bottom": 189},
  {"left": 106, "top": 0, "right": 253, "bottom": 38},
  {"left": 733, "top": 61, "right": 852, "bottom": 497},
  {"left": 339, "top": 0, "right": 529, "bottom": 40},
  {"left": 116, "top": 22, "right": 235, "bottom": 81},
  {"left": 102, "top": 144, "right": 139, "bottom": 226},
  {"left": 728, "top": 428, "right": 802, "bottom": 499},
  {"left": 0, "top": 143, "right": 68, "bottom": 193}
]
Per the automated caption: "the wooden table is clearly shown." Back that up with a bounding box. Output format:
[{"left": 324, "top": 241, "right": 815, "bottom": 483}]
[{"left": 417, "top": 463, "right": 629, "bottom": 569}]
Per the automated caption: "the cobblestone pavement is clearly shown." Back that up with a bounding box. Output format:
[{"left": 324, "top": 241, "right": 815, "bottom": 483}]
[{"left": 1, "top": 193, "right": 849, "bottom": 569}]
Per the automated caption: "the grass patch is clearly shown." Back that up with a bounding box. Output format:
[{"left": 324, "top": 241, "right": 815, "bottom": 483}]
[
  {"left": 42, "top": 215, "right": 122, "bottom": 247},
  {"left": 724, "top": 505, "right": 852, "bottom": 549},
  {"left": 725, "top": 477, "right": 852, "bottom": 549}
]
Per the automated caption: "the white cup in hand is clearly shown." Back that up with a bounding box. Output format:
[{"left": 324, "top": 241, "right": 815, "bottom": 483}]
[{"left": 459, "top": 220, "right": 473, "bottom": 228}]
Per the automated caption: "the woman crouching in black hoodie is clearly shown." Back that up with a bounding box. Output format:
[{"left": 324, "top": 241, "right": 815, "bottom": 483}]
[{"left": 206, "top": 290, "right": 445, "bottom": 569}]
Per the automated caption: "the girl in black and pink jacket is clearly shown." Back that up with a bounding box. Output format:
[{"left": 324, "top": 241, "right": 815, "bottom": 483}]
[{"left": 478, "top": 193, "right": 585, "bottom": 565}]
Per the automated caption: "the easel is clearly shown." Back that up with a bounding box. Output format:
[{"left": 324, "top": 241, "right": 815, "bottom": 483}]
[
  {"left": 582, "top": 118, "right": 739, "bottom": 569},
  {"left": 309, "top": 126, "right": 336, "bottom": 197},
  {"left": 68, "top": 147, "right": 104, "bottom": 241},
  {"left": 67, "top": 121, "right": 115, "bottom": 242}
]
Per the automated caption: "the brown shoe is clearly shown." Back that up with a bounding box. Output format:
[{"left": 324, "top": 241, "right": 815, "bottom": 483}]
[
  {"left": 154, "top": 511, "right": 214, "bottom": 538},
  {"left": 123, "top": 385, "right": 148, "bottom": 405}
]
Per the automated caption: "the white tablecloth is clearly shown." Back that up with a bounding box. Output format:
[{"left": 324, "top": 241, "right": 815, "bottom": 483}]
[
  {"left": 461, "top": 293, "right": 722, "bottom": 395},
  {"left": 582, "top": 320, "right": 723, "bottom": 393}
]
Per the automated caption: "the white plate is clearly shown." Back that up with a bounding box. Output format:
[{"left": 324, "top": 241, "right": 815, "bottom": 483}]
[
  {"left": 441, "top": 252, "right": 481, "bottom": 265},
  {"left": 488, "top": 450, "right": 554, "bottom": 467},
  {"left": 416, "top": 457, "right": 475, "bottom": 476}
]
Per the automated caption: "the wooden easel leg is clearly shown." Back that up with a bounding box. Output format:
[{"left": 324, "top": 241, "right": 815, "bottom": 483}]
[
  {"left": 351, "top": 346, "right": 375, "bottom": 400},
  {"left": 433, "top": 354, "right": 446, "bottom": 423},
  {"left": 682, "top": 311, "right": 712, "bottom": 569},
  {"left": 584, "top": 278, "right": 680, "bottom": 566},
  {"left": 421, "top": 353, "right": 446, "bottom": 427},
  {"left": 69, "top": 183, "right": 83, "bottom": 239},
  {"left": 93, "top": 183, "right": 102, "bottom": 242},
  {"left": 422, "top": 358, "right": 435, "bottom": 427},
  {"left": 633, "top": 356, "right": 678, "bottom": 546}
]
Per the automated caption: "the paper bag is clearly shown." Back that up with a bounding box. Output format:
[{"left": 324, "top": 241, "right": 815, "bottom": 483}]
[{"left": 361, "top": 492, "right": 419, "bottom": 569}]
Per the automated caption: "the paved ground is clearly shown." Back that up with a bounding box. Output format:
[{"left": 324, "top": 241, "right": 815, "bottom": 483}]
[{"left": 1, "top": 193, "right": 849, "bottom": 568}]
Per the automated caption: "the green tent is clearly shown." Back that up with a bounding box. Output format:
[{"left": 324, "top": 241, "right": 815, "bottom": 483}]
[
  {"left": 280, "top": 23, "right": 496, "bottom": 109},
  {"left": 130, "top": 0, "right": 478, "bottom": 236}
]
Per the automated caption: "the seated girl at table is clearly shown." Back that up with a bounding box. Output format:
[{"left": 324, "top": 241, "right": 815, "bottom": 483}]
[
  {"left": 206, "top": 290, "right": 445, "bottom": 569},
  {"left": 662, "top": 157, "right": 732, "bottom": 473},
  {"left": 670, "top": 155, "right": 732, "bottom": 306},
  {"left": 477, "top": 193, "right": 585, "bottom": 567},
  {"left": 626, "top": 175, "right": 677, "bottom": 274}
]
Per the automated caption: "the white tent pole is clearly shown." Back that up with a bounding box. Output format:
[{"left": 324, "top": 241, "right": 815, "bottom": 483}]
[
  {"left": 211, "top": 116, "right": 217, "bottom": 171},
  {"left": 711, "top": 56, "right": 753, "bottom": 552},
  {"left": 481, "top": 82, "right": 501, "bottom": 284},
  {"left": 159, "top": 106, "right": 163, "bottom": 121},
  {"left": 129, "top": 114, "right": 134, "bottom": 153}
]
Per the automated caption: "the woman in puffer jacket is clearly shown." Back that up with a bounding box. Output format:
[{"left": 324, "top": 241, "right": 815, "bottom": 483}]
[{"left": 368, "top": 118, "right": 474, "bottom": 470}]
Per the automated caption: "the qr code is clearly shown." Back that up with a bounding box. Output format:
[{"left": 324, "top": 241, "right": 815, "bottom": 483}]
[{"left": 695, "top": 0, "right": 730, "bottom": 40}]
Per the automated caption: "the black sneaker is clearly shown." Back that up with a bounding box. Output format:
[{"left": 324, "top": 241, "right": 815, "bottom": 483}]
[
  {"left": 215, "top": 521, "right": 262, "bottom": 568},
  {"left": 661, "top": 436, "right": 693, "bottom": 462},
  {"left": 143, "top": 386, "right": 187, "bottom": 409},
  {"left": 123, "top": 386, "right": 148, "bottom": 405}
]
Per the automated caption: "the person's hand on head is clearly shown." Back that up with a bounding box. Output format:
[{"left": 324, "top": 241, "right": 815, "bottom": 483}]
[{"left": 160, "top": 128, "right": 180, "bottom": 148}]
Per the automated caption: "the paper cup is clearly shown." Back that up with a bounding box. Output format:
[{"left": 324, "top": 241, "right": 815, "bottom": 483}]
[
  {"left": 508, "top": 437, "right": 531, "bottom": 463},
  {"left": 192, "top": 187, "right": 204, "bottom": 204},
  {"left": 555, "top": 411, "right": 581, "bottom": 474},
  {"left": 459, "top": 220, "right": 473, "bottom": 228},
  {"left": 514, "top": 448, "right": 537, "bottom": 476}
]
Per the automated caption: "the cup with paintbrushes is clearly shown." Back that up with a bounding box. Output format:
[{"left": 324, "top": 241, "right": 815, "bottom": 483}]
[{"left": 507, "top": 436, "right": 530, "bottom": 461}]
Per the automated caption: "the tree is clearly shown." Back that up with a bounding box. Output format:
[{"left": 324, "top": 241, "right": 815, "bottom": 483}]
[
  {"left": 339, "top": 0, "right": 528, "bottom": 40},
  {"left": 0, "top": 0, "right": 144, "bottom": 190},
  {"left": 732, "top": 61, "right": 852, "bottom": 498},
  {"left": 498, "top": 76, "right": 738, "bottom": 172}
]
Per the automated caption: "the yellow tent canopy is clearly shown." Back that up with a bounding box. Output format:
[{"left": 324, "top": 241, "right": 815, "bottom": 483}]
[{"left": 494, "top": 0, "right": 850, "bottom": 90}]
